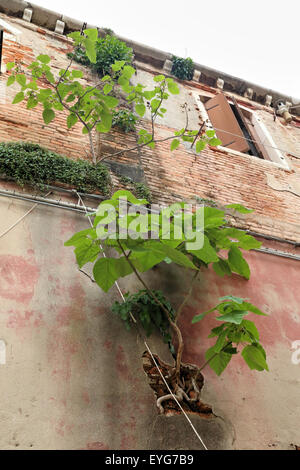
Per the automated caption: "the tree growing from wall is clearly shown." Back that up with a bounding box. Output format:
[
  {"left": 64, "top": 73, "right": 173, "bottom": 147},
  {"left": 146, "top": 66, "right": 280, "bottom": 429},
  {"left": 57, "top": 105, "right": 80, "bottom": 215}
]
[{"left": 6, "top": 29, "right": 269, "bottom": 415}]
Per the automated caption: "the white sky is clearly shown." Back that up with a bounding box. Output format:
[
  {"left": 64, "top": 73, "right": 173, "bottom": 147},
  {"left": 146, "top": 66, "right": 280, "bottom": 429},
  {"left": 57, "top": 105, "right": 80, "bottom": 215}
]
[{"left": 32, "top": 0, "right": 299, "bottom": 99}]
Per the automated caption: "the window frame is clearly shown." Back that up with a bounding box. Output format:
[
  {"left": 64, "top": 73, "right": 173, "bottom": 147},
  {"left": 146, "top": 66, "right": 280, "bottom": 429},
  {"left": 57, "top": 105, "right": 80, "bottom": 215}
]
[{"left": 191, "top": 90, "right": 290, "bottom": 170}]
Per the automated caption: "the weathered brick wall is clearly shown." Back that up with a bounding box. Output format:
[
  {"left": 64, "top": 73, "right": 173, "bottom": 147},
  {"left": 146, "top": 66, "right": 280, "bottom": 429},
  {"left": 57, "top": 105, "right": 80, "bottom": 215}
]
[
  {"left": 1, "top": 13, "right": 300, "bottom": 243},
  {"left": 0, "top": 11, "right": 300, "bottom": 451}
]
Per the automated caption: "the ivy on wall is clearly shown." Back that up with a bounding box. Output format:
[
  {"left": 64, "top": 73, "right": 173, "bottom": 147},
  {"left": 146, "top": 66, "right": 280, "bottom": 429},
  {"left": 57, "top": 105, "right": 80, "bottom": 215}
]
[{"left": 0, "top": 142, "right": 111, "bottom": 194}]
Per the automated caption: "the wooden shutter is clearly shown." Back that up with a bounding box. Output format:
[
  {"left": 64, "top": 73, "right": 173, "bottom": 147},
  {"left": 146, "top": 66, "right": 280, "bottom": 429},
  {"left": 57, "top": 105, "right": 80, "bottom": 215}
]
[{"left": 204, "top": 94, "right": 250, "bottom": 153}]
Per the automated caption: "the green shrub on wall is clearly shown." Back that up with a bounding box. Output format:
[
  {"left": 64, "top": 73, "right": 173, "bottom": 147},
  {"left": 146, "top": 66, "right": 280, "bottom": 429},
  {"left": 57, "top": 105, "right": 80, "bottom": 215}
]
[
  {"left": 112, "top": 109, "right": 138, "bottom": 133},
  {"left": 69, "top": 34, "right": 133, "bottom": 77},
  {"left": 0, "top": 142, "right": 111, "bottom": 194},
  {"left": 171, "top": 56, "right": 194, "bottom": 81}
]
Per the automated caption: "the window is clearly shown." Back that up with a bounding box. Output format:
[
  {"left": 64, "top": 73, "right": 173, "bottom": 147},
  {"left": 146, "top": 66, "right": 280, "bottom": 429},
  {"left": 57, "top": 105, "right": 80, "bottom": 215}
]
[{"left": 192, "top": 90, "right": 289, "bottom": 169}]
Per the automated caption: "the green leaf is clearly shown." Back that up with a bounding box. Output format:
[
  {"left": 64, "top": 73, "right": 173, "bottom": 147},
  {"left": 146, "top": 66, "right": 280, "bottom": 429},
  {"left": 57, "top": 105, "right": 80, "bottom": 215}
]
[
  {"left": 203, "top": 206, "right": 225, "bottom": 229},
  {"left": 167, "top": 80, "right": 179, "bottom": 95},
  {"left": 64, "top": 228, "right": 96, "bottom": 246},
  {"left": 205, "top": 129, "right": 215, "bottom": 137},
  {"left": 103, "top": 83, "right": 113, "bottom": 95},
  {"left": 84, "top": 28, "right": 98, "bottom": 41},
  {"left": 71, "top": 69, "right": 83, "bottom": 78},
  {"left": 74, "top": 238, "right": 100, "bottom": 268},
  {"left": 241, "top": 344, "right": 269, "bottom": 371},
  {"left": 208, "top": 324, "right": 226, "bottom": 338},
  {"left": 84, "top": 38, "right": 97, "bottom": 63},
  {"left": 42, "top": 108, "right": 55, "bottom": 125},
  {"left": 45, "top": 71, "right": 55, "bottom": 83},
  {"left": 16, "top": 74, "right": 26, "bottom": 86},
  {"left": 225, "top": 203, "right": 254, "bottom": 214},
  {"left": 93, "top": 257, "right": 133, "bottom": 292},
  {"left": 241, "top": 302, "right": 267, "bottom": 316},
  {"left": 205, "top": 346, "right": 232, "bottom": 376},
  {"left": 12, "top": 92, "right": 24, "bottom": 104},
  {"left": 228, "top": 245, "right": 250, "bottom": 280},
  {"left": 195, "top": 140, "right": 206, "bottom": 153},
  {"left": 37, "top": 54, "right": 51, "bottom": 64},
  {"left": 192, "top": 306, "right": 217, "bottom": 323},
  {"left": 67, "top": 113, "right": 78, "bottom": 129},
  {"left": 6, "top": 62, "right": 15, "bottom": 71},
  {"left": 241, "top": 319, "right": 259, "bottom": 341},
  {"left": 188, "top": 235, "right": 218, "bottom": 264},
  {"left": 27, "top": 96, "right": 38, "bottom": 109},
  {"left": 209, "top": 137, "right": 222, "bottom": 147},
  {"left": 153, "top": 74, "right": 165, "bottom": 82},
  {"left": 122, "top": 65, "right": 135, "bottom": 79},
  {"left": 170, "top": 139, "right": 180, "bottom": 151},
  {"left": 216, "top": 310, "right": 248, "bottom": 325},
  {"left": 213, "top": 258, "right": 232, "bottom": 277},
  {"left": 135, "top": 103, "right": 146, "bottom": 117},
  {"left": 6, "top": 75, "right": 15, "bottom": 86},
  {"left": 102, "top": 95, "right": 118, "bottom": 108}
]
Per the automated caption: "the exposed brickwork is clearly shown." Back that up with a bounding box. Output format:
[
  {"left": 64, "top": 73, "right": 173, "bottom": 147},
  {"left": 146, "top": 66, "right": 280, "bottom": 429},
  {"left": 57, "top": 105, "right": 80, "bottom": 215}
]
[{"left": 0, "top": 12, "right": 300, "bottom": 243}]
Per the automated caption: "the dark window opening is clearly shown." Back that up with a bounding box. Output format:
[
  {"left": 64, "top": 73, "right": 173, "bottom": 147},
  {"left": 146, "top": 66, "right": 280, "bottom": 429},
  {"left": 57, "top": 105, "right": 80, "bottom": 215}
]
[{"left": 229, "top": 103, "right": 264, "bottom": 159}]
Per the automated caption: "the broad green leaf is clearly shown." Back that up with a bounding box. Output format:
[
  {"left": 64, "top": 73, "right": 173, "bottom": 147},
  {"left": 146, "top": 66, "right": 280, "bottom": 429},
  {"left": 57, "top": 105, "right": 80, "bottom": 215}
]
[
  {"left": 45, "top": 71, "right": 55, "bottom": 83},
  {"left": 93, "top": 256, "right": 133, "bottom": 292},
  {"left": 170, "top": 139, "right": 180, "bottom": 151},
  {"left": 67, "top": 113, "right": 78, "bottom": 129},
  {"left": 111, "top": 190, "right": 148, "bottom": 206},
  {"left": 135, "top": 103, "right": 146, "bottom": 117},
  {"left": 12, "top": 92, "right": 24, "bottom": 104},
  {"left": 64, "top": 228, "right": 96, "bottom": 246},
  {"left": 42, "top": 108, "right": 55, "bottom": 124},
  {"left": 6, "top": 62, "right": 15, "bottom": 71},
  {"left": 102, "top": 95, "right": 118, "bottom": 108},
  {"left": 241, "top": 344, "right": 269, "bottom": 371},
  {"left": 6, "top": 75, "right": 15, "bottom": 86},
  {"left": 143, "top": 90, "right": 156, "bottom": 100},
  {"left": 209, "top": 137, "right": 222, "bottom": 147},
  {"left": 84, "top": 28, "right": 98, "bottom": 41},
  {"left": 212, "top": 330, "right": 228, "bottom": 353},
  {"left": 153, "top": 74, "right": 165, "bottom": 82},
  {"left": 228, "top": 245, "right": 250, "bottom": 280},
  {"left": 122, "top": 65, "right": 135, "bottom": 79},
  {"left": 241, "top": 319, "right": 259, "bottom": 341},
  {"left": 216, "top": 310, "right": 248, "bottom": 325},
  {"left": 84, "top": 38, "right": 96, "bottom": 63},
  {"left": 37, "top": 54, "right": 50, "bottom": 64},
  {"left": 16, "top": 74, "right": 26, "bottom": 86},
  {"left": 195, "top": 140, "right": 206, "bottom": 153},
  {"left": 203, "top": 206, "right": 225, "bottom": 229},
  {"left": 27, "top": 96, "right": 38, "bottom": 109},
  {"left": 103, "top": 83, "right": 113, "bottom": 95},
  {"left": 213, "top": 258, "right": 232, "bottom": 277},
  {"left": 74, "top": 238, "right": 100, "bottom": 268},
  {"left": 208, "top": 324, "right": 226, "bottom": 338},
  {"left": 71, "top": 69, "right": 83, "bottom": 78},
  {"left": 167, "top": 80, "right": 179, "bottom": 94},
  {"left": 225, "top": 203, "right": 254, "bottom": 214},
  {"left": 192, "top": 306, "right": 217, "bottom": 323},
  {"left": 205, "top": 346, "right": 232, "bottom": 376},
  {"left": 205, "top": 129, "right": 215, "bottom": 138},
  {"left": 242, "top": 302, "right": 267, "bottom": 316},
  {"left": 188, "top": 235, "right": 218, "bottom": 264},
  {"left": 111, "top": 60, "right": 125, "bottom": 72}
]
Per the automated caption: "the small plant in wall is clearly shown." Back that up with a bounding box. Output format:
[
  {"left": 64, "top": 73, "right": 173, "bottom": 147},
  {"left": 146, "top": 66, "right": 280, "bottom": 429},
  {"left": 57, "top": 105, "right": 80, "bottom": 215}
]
[
  {"left": 171, "top": 56, "right": 195, "bottom": 81},
  {"left": 64, "top": 191, "right": 268, "bottom": 414}
]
